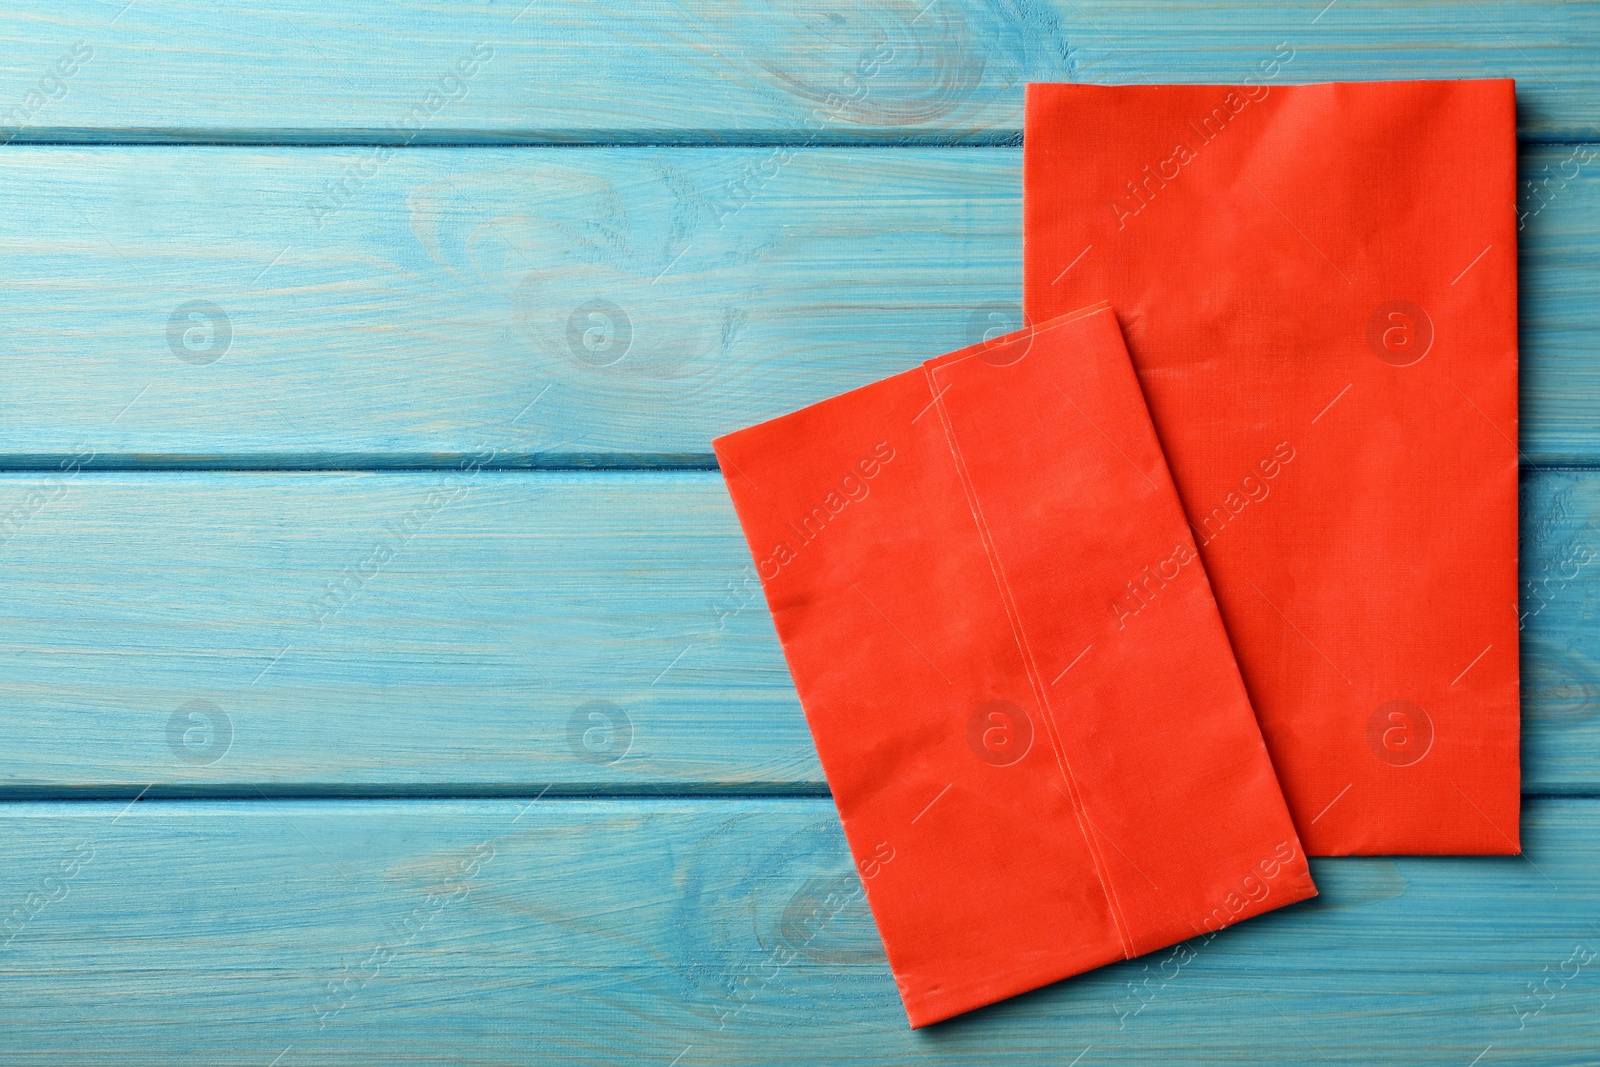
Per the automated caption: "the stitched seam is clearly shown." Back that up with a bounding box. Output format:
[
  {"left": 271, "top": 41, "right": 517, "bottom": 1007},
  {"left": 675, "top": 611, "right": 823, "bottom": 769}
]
[{"left": 922, "top": 361, "right": 1136, "bottom": 960}]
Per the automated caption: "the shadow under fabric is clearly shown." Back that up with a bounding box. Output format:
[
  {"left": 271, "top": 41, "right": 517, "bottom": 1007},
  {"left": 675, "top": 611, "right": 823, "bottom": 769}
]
[
  {"left": 714, "top": 305, "right": 1315, "bottom": 1028},
  {"left": 1024, "top": 80, "right": 1520, "bottom": 856}
]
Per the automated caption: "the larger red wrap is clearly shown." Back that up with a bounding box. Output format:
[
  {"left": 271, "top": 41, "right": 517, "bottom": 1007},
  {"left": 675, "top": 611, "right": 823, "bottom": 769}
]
[
  {"left": 714, "top": 304, "right": 1314, "bottom": 1027},
  {"left": 1024, "top": 79, "right": 1520, "bottom": 855}
]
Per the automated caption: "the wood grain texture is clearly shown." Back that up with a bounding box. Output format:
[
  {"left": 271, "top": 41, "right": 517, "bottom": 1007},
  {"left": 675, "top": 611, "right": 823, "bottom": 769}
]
[
  {"left": 1, "top": 5, "right": 1590, "bottom": 1062},
  {"left": 0, "top": 472, "right": 808, "bottom": 794},
  {"left": 1, "top": 1, "right": 1597, "bottom": 144},
  {"left": 0, "top": 468, "right": 1589, "bottom": 794},
  {"left": 0, "top": 143, "right": 1594, "bottom": 465},
  {"left": 1521, "top": 468, "right": 1600, "bottom": 793},
  {"left": 0, "top": 796, "right": 1593, "bottom": 1066}
]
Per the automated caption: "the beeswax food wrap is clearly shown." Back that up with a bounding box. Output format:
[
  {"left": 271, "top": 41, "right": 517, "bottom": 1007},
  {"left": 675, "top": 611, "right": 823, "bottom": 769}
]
[
  {"left": 713, "top": 303, "right": 1315, "bottom": 1027},
  {"left": 1025, "top": 79, "right": 1520, "bottom": 856}
]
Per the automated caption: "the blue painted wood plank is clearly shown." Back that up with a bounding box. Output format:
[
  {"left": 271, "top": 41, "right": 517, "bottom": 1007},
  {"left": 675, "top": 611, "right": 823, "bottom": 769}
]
[
  {"left": 0, "top": 144, "right": 1593, "bottom": 465},
  {"left": 0, "top": 796, "right": 1592, "bottom": 1065},
  {"left": 0, "top": 472, "right": 809, "bottom": 795},
  {"left": 0, "top": 2, "right": 1596, "bottom": 143},
  {"left": 0, "top": 468, "right": 1588, "bottom": 793},
  {"left": 1520, "top": 468, "right": 1600, "bottom": 794}
]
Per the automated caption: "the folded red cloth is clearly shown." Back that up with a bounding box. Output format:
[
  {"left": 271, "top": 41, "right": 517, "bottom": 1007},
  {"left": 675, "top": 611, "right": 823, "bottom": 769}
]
[
  {"left": 714, "top": 303, "right": 1315, "bottom": 1027},
  {"left": 1025, "top": 79, "right": 1520, "bottom": 855}
]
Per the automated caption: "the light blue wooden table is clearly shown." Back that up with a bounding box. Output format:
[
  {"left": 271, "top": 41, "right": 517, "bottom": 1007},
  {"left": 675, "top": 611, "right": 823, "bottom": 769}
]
[{"left": 0, "top": 2, "right": 1596, "bottom": 1063}]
